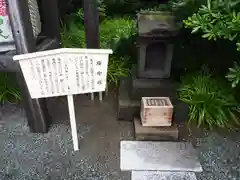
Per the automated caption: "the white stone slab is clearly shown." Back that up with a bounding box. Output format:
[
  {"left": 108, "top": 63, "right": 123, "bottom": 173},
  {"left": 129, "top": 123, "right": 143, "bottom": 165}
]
[
  {"left": 131, "top": 171, "right": 197, "bottom": 180},
  {"left": 120, "top": 141, "right": 202, "bottom": 172}
]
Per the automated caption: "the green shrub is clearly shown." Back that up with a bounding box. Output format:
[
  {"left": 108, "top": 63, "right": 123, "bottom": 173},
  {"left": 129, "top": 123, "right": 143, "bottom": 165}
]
[
  {"left": 72, "top": 1, "right": 107, "bottom": 23},
  {"left": 184, "top": 0, "right": 240, "bottom": 43},
  {"left": 61, "top": 22, "right": 85, "bottom": 48},
  {"left": 100, "top": 17, "right": 136, "bottom": 50},
  {"left": 103, "top": 0, "right": 142, "bottom": 16},
  {"left": 183, "top": 0, "right": 240, "bottom": 87},
  {"left": 61, "top": 16, "right": 136, "bottom": 49},
  {"left": 138, "top": 4, "right": 171, "bottom": 13},
  {"left": 0, "top": 72, "right": 21, "bottom": 104},
  {"left": 168, "top": 0, "right": 207, "bottom": 21},
  {"left": 61, "top": 16, "right": 136, "bottom": 85},
  {"left": 107, "top": 56, "right": 130, "bottom": 85},
  {"left": 178, "top": 71, "right": 240, "bottom": 129}
]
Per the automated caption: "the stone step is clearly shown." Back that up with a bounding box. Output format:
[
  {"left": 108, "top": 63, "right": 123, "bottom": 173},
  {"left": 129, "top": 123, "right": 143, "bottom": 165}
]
[
  {"left": 120, "top": 141, "right": 202, "bottom": 172},
  {"left": 134, "top": 117, "right": 179, "bottom": 141},
  {"left": 131, "top": 171, "right": 197, "bottom": 180}
]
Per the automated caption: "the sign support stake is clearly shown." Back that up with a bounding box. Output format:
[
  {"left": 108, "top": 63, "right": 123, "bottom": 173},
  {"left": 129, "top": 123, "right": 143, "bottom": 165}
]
[
  {"left": 91, "top": 93, "right": 94, "bottom": 100},
  {"left": 67, "top": 95, "right": 79, "bottom": 151},
  {"left": 99, "top": 92, "right": 103, "bottom": 101}
]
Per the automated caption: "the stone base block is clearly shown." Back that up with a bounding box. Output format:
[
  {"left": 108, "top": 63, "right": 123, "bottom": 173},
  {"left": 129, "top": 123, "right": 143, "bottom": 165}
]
[
  {"left": 131, "top": 77, "right": 178, "bottom": 100},
  {"left": 134, "top": 117, "right": 178, "bottom": 141},
  {"left": 117, "top": 78, "right": 139, "bottom": 121},
  {"left": 130, "top": 65, "right": 179, "bottom": 100}
]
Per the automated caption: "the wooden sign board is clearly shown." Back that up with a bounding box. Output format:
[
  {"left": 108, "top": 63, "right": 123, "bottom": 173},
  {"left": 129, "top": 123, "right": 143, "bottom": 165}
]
[{"left": 14, "top": 48, "right": 113, "bottom": 151}]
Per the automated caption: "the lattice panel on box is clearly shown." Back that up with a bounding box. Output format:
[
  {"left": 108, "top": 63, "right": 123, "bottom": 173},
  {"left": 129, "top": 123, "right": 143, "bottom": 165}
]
[
  {"left": 28, "top": 0, "right": 41, "bottom": 37},
  {"left": 13, "top": 48, "right": 112, "bottom": 99},
  {"left": 145, "top": 98, "right": 170, "bottom": 106}
]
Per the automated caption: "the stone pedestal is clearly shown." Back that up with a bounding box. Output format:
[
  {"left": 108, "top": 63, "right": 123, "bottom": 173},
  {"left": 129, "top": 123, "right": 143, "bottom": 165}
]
[
  {"left": 130, "top": 68, "right": 177, "bottom": 100},
  {"left": 117, "top": 77, "right": 188, "bottom": 123}
]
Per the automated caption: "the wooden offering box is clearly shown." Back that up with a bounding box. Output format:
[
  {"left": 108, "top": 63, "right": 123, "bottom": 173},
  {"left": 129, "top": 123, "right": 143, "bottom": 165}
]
[{"left": 140, "top": 97, "right": 173, "bottom": 127}]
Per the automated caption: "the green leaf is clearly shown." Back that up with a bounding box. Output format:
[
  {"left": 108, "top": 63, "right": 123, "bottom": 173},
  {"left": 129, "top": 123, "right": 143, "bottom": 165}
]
[
  {"left": 232, "top": 11, "right": 237, "bottom": 19},
  {"left": 232, "top": 81, "right": 237, "bottom": 88},
  {"left": 229, "top": 68, "right": 237, "bottom": 72},
  {"left": 230, "top": 0, "right": 240, "bottom": 7},
  {"left": 202, "top": 33, "right": 210, "bottom": 38},
  {"left": 229, "top": 33, "right": 238, "bottom": 41},
  {"left": 191, "top": 26, "right": 200, "bottom": 33},
  {"left": 207, "top": 0, "right": 211, "bottom": 10},
  {"left": 237, "top": 43, "right": 240, "bottom": 51},
  {"left": 226, "top": 74, "right": 236, "bottom": 79}
]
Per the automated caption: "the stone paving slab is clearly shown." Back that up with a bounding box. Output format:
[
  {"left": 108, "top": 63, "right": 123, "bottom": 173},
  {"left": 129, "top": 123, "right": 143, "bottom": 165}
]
[
  {"left": 131, "top": 171, "right": 197, "bottom": 180},
  {"left": 120, "top": 141, "right": 202, "bottom": 172}
]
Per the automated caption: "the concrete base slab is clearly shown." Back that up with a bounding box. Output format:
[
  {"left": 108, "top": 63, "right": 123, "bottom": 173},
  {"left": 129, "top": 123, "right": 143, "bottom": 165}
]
[
  {"left": 131, "top": 171, "right": 197, "bottom": 180},
  {"left": 134, "top": 117, "right": 178, "bottom": 141},
  {"left": 120, "top": 141, "right": 202, "bottom": 172}
]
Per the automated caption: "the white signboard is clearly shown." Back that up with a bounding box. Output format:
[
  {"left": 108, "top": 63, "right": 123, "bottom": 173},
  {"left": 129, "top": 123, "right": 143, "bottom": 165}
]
[{"left": 14, "top": 48, "right": 113, "bottom": 151}]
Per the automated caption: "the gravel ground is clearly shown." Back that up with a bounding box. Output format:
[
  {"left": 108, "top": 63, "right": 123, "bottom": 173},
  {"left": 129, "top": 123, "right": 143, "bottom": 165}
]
[
  {"left": 0, "top": 94, "right": 240, "bottom": 180},
  {"left": 194, "top": 130, "right": 240, "bottom": 180},
  {"left": 0, "top": 94, "right": 133, "bottom": 180}
]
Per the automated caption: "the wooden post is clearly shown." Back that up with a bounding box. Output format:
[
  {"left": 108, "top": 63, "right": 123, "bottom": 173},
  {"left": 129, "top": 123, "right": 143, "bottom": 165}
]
[
  {"left": 83, "top": 0, "right": 101, "bottom": 100},
  {"left": 38, "top": 0, "right": 61, "bottom": 41},
  {"left": 83, "top": 0, "right": 100, "bottom": 49},
  {"left": 6, "top": 0, "right": 51, "bottom": 133}
]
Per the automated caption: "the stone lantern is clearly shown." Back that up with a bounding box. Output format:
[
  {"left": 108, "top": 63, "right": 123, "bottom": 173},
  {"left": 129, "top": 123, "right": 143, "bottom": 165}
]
[
  {"left": 136, "top": 11, "right": 178, "bottom": 79},
  {"left": 118, "top": 11, "right": 180, "bottom": 121}
]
